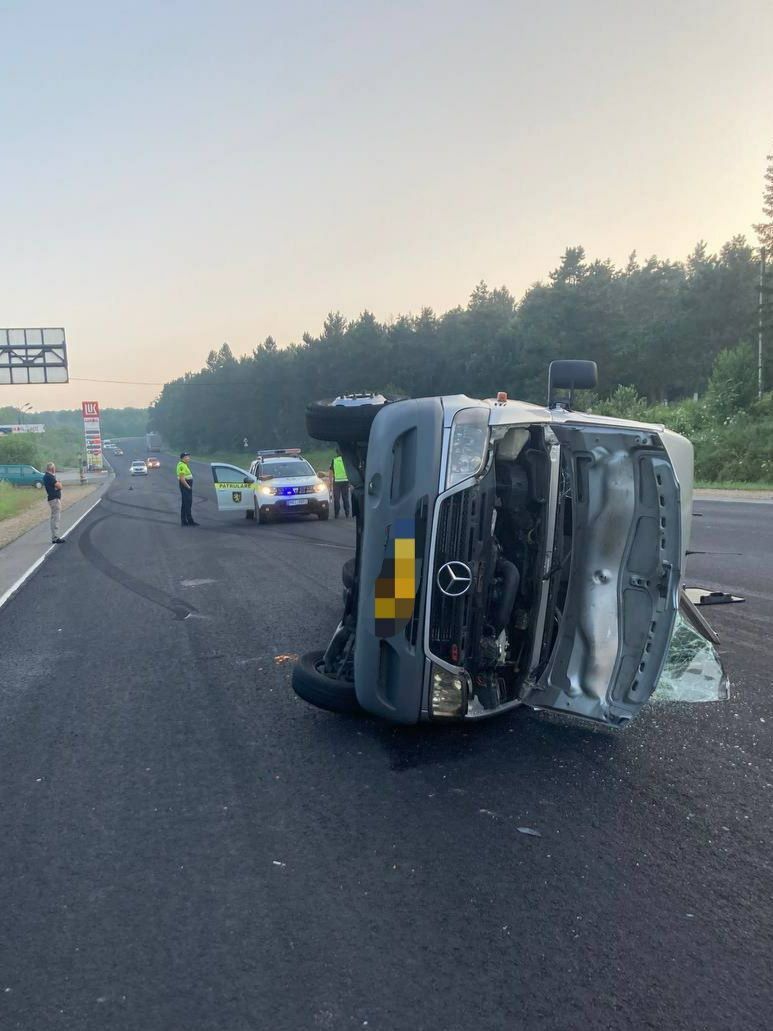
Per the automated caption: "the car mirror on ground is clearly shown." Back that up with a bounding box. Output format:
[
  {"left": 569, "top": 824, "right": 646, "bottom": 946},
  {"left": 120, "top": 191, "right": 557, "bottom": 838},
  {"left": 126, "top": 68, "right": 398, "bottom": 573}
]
[{"left": 685, "top": 586, "right": 745, "bottom": 606}]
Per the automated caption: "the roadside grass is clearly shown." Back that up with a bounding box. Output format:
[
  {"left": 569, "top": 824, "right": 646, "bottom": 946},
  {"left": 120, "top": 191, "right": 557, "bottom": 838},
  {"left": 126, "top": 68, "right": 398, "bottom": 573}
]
[
  {"left": 695, "top": 480, "right": 773, "bottom": 491},
  {"left": 0, "top": 481, "right": 43, "bottom": 522}
]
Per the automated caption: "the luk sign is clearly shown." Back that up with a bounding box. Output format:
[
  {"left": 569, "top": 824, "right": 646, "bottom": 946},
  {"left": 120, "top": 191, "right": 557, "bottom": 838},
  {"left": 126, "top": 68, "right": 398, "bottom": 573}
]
[{"left": 82, "top": 400, "right": 103, "bottom": 470}]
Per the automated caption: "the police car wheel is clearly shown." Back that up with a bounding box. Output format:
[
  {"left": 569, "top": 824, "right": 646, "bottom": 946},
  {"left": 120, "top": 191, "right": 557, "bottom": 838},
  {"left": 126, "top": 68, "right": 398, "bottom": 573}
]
[
  {"left": 245, "top": 508, "right": 255, "bottom": 520},
  {"left": 306, "top": 398, "right": 387, "bottom": 443},
  {"left": 258, "top": 507, "right": 270, "bottom": 524},
  {"left": 292, "top": 651, "right": 361, "bottom": 714}
]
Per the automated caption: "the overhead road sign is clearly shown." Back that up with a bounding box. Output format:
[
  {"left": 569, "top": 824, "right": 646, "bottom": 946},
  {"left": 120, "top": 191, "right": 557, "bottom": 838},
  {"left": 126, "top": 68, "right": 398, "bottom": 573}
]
[{"left": 0, "top": 328, "right": 68, "bottom": 384}]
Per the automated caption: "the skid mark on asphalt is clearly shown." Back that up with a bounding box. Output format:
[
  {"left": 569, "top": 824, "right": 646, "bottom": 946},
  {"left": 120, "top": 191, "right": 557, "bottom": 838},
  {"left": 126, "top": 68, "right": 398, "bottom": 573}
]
[
  {"left": 78, "top": 516, "right": 198, "bottom": 620},
  {"left": 258, "top": 528, "right": 354, "bottom": 552},
  {"left": 103, "top": 495, "right": 177, "bottom": 517}
]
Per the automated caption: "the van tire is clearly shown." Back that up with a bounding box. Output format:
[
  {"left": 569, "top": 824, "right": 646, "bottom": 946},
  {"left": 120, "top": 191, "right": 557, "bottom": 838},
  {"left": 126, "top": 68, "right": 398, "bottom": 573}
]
[
  {"left": 292, "top": 650, "right": 361, "bottom": 714},
  {"left": 342, "top": 557, "right": 355, "bottom": 589},
  {"left": 306, "top": 399, "right": 388, "bottom": 443}
]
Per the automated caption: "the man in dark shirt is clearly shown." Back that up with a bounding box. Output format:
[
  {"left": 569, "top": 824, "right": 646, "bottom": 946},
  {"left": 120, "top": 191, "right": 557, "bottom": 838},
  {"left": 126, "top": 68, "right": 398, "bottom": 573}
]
[{"left": 43, "top": 462, "right": 65, "bottom": 544}]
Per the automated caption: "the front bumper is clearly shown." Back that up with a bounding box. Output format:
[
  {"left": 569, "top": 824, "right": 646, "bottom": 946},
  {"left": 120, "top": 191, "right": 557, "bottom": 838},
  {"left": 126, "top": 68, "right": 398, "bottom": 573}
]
[{"left": 259, "top": 497, "right": 328, "bottom": 517}]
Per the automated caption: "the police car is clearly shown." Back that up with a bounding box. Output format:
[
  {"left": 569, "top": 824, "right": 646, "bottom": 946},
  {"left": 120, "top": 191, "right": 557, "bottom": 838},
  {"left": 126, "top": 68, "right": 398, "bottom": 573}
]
[{"left": 210, "top": 449, "right": 330, "bottom": 524}]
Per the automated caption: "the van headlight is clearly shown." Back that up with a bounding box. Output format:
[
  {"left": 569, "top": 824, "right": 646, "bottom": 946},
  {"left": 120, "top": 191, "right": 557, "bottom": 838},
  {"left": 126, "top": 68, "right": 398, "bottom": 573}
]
[
  {"left": 430, "top": 664, "right": 470, "bottom": 718},
  {"left": 313, "top": 482, "right": 326, "bottom": 493},
  {"left": 446, "top": 409, "right": 490, "bottom": 488}
]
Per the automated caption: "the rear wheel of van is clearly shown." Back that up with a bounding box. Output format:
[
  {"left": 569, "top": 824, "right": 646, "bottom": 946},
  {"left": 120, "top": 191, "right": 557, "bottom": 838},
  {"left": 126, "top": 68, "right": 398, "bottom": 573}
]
[
  {"left": 292, "top": 651, "right": 361, "bottom": 714},
  {"left": 306, "top": 394, "right": 392, "bottom": 444},
  {"left": 342, "top": 558, "right": 355, "bottom": 589}
]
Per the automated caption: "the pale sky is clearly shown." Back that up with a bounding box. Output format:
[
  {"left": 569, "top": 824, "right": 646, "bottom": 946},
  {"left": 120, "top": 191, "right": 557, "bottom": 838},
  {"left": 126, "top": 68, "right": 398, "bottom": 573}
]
[{"left": 1, "top": 0, "right": 771, "bottom": 410}]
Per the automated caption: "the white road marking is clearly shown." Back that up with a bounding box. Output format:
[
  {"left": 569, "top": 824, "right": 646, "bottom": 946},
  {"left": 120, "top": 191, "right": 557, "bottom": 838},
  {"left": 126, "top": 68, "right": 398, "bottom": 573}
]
[{"left": 0, "top": 493, "right": 105, "bottom": 614}]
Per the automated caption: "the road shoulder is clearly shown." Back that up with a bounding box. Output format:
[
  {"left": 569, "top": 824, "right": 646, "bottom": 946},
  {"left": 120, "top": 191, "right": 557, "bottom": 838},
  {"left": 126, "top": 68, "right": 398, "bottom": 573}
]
[
  {"left": 694, "top": 488, "right": 773, "bottom": 503},
  {"left": 0, "top": 472, "right": 113, "bottom": 611}
]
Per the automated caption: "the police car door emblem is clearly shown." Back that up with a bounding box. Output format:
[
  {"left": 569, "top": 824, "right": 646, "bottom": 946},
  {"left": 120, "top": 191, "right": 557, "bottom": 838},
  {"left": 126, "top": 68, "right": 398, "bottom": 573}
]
[
  {"left": 437, "top": 561, "right": 472, "bottom": 597},
  {"left": 232, "top": 491, "right": 242, "bottom": 503}
]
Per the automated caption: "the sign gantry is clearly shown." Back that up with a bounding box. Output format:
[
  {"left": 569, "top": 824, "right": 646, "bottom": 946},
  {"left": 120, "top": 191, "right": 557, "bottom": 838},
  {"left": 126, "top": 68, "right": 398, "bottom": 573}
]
[{"left": 0, "top": 328, "right": 69, "bottom": 384}]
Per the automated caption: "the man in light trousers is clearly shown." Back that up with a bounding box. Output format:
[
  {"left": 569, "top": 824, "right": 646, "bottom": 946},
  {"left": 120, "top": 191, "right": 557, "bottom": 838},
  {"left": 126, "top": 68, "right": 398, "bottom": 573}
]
[{"left": 43, "top": 462, "right": 65, "bottom": 544}]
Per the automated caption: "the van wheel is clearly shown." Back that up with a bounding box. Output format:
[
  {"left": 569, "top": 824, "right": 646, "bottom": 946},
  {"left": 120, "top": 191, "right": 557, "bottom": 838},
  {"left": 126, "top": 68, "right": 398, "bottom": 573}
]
[
  {"left": 292, "top": 651, "right": 361, "bottom": 714},
  {"left": 258, "top": 507, "right": 270, "bottom": 524},
  {"left": 342, "top": 557, "right": 355, "bottom": 589},
  {"left": 246, "top": 508, "right": 255, "bottom": 520},
  {"left": 306, "top": 394, "right": 396, "bottom": 443},
  {"left": 317, "top": 508, "right": 329, "bottom": 521}
]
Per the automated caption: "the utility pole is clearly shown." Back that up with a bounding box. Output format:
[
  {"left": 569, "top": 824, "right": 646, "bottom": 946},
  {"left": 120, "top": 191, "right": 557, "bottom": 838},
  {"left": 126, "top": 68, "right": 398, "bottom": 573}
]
[{"left": 759, "top": 247, "right": 767, "bottom": 400}]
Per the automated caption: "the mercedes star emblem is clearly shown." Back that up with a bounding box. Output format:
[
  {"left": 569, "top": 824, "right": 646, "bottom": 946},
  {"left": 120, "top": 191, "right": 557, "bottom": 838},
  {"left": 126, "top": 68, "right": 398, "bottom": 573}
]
[{"left": 437, "top": 561, "right": 473, "bottom": 597}]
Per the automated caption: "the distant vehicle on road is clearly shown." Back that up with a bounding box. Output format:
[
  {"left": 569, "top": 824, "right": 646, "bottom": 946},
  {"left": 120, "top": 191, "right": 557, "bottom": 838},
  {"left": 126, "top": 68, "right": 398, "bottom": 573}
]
[
  {"left": 0, "top": 463, "right": 44, "bottom": 487},
  {"left": 210, "top": 448, "right": 330, "bottom": 524},
  {"left": 114, "top": 448, "right": 124, "bottom": 456},
  {"left": 145, "top": 432, "right": 162, "bottom": 452},
  {"left": 130, "top": 460, "right": 148, "bottom": 476},
  {"left": 146, "top": 457, "right": 160, "bottom": 469}
]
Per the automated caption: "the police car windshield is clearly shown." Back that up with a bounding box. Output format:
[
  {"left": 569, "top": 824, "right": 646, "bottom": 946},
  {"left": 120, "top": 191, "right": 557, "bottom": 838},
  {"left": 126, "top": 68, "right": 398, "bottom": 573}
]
[{"left": 262, "top": 459, "right": 315, "bottom": 478}]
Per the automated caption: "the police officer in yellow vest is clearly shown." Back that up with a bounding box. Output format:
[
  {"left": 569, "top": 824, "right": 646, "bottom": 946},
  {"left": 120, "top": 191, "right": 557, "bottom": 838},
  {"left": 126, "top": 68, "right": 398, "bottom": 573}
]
[
  {"left": 176, "top": 451, "right": 198, "bottom": 526},
  {"left": 329, "top": 448, "right": 350, "bottom": 518}
]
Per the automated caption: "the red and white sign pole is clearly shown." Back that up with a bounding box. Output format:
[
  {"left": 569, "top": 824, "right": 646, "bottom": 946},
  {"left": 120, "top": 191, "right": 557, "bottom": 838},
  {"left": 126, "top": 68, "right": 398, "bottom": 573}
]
[{"left": 81, "top": 400, "right": 103, "bottom": 471}]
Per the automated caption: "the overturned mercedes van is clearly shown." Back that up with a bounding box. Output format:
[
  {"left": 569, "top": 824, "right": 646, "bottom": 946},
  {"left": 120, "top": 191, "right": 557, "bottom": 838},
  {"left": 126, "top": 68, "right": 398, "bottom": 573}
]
[{"left": 292, "top": 361, "right": 727, "bottom": 725}]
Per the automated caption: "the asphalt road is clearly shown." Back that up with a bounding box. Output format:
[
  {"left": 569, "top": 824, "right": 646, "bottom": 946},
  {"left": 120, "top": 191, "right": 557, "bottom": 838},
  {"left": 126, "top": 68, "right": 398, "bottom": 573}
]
[{"left": 1, "top": 443, "right": 771, "bottom": 1031}]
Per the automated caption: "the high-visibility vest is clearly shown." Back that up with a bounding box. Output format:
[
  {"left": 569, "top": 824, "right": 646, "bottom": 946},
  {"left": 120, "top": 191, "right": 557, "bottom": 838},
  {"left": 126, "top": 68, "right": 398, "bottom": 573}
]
[
  {"left": 332, "top": 456, "right": 348, "bottom": 482},
  {"left": 176, "top": 461, "right": 192, "bottom": 478}
]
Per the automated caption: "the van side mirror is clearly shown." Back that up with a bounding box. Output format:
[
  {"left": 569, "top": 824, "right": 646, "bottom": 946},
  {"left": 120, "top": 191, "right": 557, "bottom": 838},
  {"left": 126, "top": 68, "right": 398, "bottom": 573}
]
[{"left": 547, "top": 359, "right": 598, "bottom": 410}]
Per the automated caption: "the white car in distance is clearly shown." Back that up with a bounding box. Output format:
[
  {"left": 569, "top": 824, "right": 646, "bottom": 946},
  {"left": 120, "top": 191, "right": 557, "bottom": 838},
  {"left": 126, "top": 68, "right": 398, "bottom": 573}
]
[{"left": 130, "top": 460, "right": 148, "bottom": 476}]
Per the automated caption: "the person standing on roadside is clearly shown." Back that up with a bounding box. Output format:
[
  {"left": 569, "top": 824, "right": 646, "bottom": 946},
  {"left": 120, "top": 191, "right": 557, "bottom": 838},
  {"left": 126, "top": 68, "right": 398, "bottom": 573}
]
[
  {"left": 43, "top": 462, "right": 65, "bottom": 544},
  {"left": 329, "top": 448, "right": 350, "bottom": 518},
  {"left": 176, "top": 452, "right": 198, "bottom": 526}
]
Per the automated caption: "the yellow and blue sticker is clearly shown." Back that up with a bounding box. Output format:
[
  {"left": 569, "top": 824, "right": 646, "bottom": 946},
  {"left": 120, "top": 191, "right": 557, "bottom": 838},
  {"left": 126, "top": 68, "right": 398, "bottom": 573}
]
[{"left": 374, "top": 518, "right": 417, "bottom": 638}]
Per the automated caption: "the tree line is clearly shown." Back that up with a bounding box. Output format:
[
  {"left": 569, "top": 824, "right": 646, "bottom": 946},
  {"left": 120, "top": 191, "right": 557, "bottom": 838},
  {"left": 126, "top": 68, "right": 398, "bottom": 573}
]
[
  {"left": 149, "top": 236, "right": 765, "bottom": 454},
  {"left": 0, "top": 406, "right": 149, "bottom": 440}
]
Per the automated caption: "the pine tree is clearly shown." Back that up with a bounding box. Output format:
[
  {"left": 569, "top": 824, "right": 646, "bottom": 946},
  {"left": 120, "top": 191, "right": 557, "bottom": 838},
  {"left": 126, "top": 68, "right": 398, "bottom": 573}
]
[{"left": 754, "top": 152, "right": 773, "bottom": 252}]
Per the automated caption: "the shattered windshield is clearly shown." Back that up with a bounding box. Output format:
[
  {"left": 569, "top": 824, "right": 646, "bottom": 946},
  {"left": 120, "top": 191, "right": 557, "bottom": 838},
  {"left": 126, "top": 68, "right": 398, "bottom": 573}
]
[{"left": 653, "top": 612, "right": 730, "bottom": 703}]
